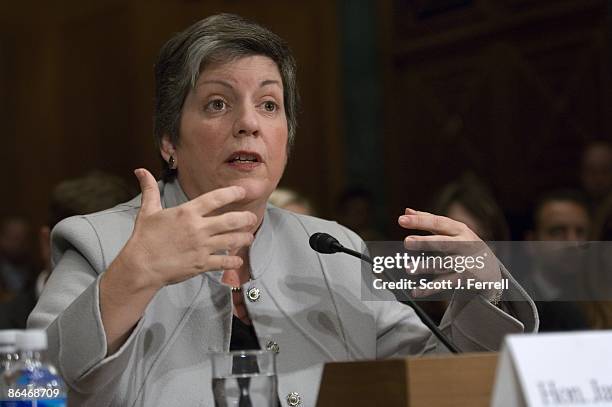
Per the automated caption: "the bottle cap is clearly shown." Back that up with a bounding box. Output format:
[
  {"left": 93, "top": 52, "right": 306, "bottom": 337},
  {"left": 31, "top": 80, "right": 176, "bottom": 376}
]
[
  {"left": 16, "top": 330, "right": 47, "bottom": 351},
  {"left": 0, "top": 330, "right": 20, "bottom": 352}
]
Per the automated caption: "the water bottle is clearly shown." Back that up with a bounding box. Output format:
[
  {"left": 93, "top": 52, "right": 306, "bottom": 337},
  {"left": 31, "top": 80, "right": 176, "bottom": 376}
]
[
  {"left": 0, "top": 330, "right": 20, "bottom": 406},
  {"left": 0, "top": 330, "right": 67, "bottom": 406},
  {"left": 0, "top": 330, "right": 19, "bottom": 373}
]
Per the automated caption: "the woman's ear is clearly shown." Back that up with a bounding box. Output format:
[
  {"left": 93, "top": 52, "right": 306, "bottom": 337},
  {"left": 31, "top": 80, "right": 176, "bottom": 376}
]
[{"left": 160, "top": 135, "right": 176, "bottom": 162}]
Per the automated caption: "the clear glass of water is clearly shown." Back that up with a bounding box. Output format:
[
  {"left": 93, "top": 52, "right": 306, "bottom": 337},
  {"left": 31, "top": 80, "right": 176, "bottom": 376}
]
[{"left": 210, "top": 350, "right": 277, "bottom": 407}]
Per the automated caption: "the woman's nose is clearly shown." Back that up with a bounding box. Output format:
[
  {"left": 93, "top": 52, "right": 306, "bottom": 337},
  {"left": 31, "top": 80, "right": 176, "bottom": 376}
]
[{"left": 233, "top": 104, "right": 260, "bottom": 137}]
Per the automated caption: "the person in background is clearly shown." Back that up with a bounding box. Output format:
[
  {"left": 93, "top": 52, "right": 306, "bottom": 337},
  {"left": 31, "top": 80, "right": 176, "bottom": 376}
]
[
  {"left": 0, "top": 279, "right": 10, "bottom": 303},
  {"left": 37, "top": 171, "right": 135, "bottom": 296},
  {"left": 527, "top": 189, "right": 591, "bottom": 242},
  {"left": 591, "top": 192, "right": 612, "bottom": 241},
  {"left": 268, "top": 188, "right": 314, "bottom": 215},
  {"left": 0, "top": 216, "right": 34, "bottom": 297},
  {"left": 582, "top": 192, "right": 612, "bottom": 329},
  {"left": 433, "top": 173, "right": 510, "bottom": 242},
  {"left": 524, "top": 189, "right": 592, "bottom": 332},
  {"left": 580, "top": 141, "right": 612, "bottom": 211},
  {"left": 424, "top": 174, "right": 511, "bottom": 323},
  {"left": 336, "top": 187, "right": 384, "bottom": 240},
  {"left": 0, "top": 171, "right": 134, "bottom": 329}
]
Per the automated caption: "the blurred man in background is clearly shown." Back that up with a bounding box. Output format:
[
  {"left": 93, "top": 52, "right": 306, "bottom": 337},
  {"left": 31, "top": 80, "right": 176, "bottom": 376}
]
[
  {"left": 528, "top": 189, "right": 591, "bottom": 242},
  {"left": 0, "top": 216, "right": 34, "bottom": 297},
  {"left": 525, "top": 189, "right": 592, "bottom": 331},
  {"left": 0, "top": 171, "right": 134, "bottom": 329},
  {"left": 336, "top": 187, "right": 384, "bottom": 240},
  {"left": 37, "top": 171, "right": 135, "bottom": 295}
]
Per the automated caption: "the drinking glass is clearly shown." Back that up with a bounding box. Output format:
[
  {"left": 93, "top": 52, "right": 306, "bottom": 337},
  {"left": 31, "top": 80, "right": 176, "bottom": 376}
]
[{"left": 210, "top": 350, "right": 277, "bottom": 407}]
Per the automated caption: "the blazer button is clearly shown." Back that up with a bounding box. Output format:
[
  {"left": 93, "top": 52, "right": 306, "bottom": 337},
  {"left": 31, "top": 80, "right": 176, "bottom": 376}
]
[
  {"left": 286, "top": 392, "right": 301, "bottom": 406},
  {"left": 247, "top": 287, "right": 261, "bottom": 302},
  {"left": 265, "top": 340, "right": 280, "bottom": 354}
]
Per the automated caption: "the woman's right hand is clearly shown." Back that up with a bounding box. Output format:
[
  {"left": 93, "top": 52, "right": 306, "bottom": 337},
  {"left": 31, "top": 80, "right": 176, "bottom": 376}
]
[{"left": 116, "top": 168, "right": 257, "bottom": 290}]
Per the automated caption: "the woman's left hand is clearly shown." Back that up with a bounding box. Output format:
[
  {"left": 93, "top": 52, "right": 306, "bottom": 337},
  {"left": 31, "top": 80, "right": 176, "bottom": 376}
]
[{"left": 398, "top": 208, "right": 502, "bottom": 301}]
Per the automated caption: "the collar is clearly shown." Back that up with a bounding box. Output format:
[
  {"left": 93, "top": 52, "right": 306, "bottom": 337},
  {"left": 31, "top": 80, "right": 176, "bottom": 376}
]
[
  {"left": 248, "top": 205, "right": 277, "bottom": 280},
  {"left": 160, "top": 178, "right": 189, "bottom": 209}
]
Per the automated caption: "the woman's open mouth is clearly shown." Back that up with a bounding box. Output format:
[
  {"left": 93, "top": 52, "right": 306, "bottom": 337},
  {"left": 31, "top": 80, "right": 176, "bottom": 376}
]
[{"left": 225, "top": 151, "right": 263, "bottom": 171}]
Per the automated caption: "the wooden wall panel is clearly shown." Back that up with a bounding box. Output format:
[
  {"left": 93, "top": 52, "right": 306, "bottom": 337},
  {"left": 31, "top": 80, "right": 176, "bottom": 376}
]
[
  {"left": 0, "top": 0, "right": 342, "bottom": 241},
  {"left": 2, "top": 0, "right": 607, "bottom": 246},
  {"left": 379, "top": 0, "right": 611, "bottom": 238}
]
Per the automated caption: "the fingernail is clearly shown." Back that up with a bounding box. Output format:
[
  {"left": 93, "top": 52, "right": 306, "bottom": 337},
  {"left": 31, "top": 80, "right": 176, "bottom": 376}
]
[{"left": 399, "top": 216, "right": 411, "bottom": 225}]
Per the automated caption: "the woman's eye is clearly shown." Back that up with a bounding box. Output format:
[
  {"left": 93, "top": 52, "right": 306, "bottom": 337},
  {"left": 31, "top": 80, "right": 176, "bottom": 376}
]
[
  {"left": 207, "top": 99, "right": 226, "bottom": 111},
  {"left": 263, "top": 101, "right": 277, "bottom": 112}
]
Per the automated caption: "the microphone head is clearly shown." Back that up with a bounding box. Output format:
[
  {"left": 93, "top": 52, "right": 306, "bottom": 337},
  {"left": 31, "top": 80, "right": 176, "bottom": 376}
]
[{"left": 309, "top": 232, "right": 342, "bottom": 254}]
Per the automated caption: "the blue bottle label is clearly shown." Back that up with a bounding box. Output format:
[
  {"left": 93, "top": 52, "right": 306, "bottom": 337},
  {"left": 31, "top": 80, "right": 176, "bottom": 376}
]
[
  {"left": 0, "top": 400, "right": 66, "bottom": 407},
  {"left": 36, "top": 400, "right": 67, "bottom": 407}
]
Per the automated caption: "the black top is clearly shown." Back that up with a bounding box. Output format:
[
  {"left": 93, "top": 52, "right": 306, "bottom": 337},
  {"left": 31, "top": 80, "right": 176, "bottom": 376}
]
[
  {"left": 229, "top": 317, "right": 281, "bottom": 406},
  {"left": 230, "top": 316, "right": 260, "bottom": 351}
]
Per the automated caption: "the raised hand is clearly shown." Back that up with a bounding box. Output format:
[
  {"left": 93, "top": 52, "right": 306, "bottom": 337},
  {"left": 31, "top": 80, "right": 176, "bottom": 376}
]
[
  {"left": 99, "top": 169, "right": 258, "bottom": 354},
  {"left": 118, "top": 168, "right": 257, "bottom": 289},
  {"left": 398, "top": 208, "right": 502, "bottom": 300}
]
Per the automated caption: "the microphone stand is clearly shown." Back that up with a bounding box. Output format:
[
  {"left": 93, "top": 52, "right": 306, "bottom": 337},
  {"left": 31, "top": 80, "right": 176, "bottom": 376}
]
[
  {"left": 360, "top": 253, "right": 459, "bottom": 353},
  {"left": 310, "top": 233, "right": 459, "bottom": 353}
]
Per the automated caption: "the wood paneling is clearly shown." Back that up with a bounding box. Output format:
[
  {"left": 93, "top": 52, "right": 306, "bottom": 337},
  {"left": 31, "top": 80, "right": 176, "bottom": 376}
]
[
  {"left": 0, "top": 1, "right": 342, "bottom": 234},
  {"left": 2, "top": 0, "right": 609, "bottom": 243},
  {"left": 379, "top": 0, "right": 611, "bottom": 238}
]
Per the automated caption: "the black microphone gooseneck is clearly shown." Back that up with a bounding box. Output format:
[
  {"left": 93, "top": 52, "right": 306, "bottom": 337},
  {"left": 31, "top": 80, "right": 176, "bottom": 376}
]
[
  {"left": 308, "top": 232, "right": 374, "bottom": 263},
  {"left": 309, "top": 232, "right": 460, "bottom": 354}
]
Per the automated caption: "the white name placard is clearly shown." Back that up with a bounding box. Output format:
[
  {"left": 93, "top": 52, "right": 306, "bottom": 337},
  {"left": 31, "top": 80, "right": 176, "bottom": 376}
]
[{"left": 492, "top": 331, "right": 612, "bottom": 407}]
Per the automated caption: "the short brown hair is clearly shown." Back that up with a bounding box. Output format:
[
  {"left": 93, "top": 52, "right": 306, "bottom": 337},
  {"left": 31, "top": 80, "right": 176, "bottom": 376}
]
[
  {"left": 154, "top": 13, "right": 299, "bottom": 180},
  {"left": 48, "top": 171, "right": 135, "bottom": 227}
]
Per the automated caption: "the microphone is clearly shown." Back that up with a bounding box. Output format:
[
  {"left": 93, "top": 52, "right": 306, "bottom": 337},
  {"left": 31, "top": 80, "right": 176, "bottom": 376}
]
[
  {"left": 308, "top": 232, "right": 342, "bottom": 253},
  {"left": 309, "top": 232, "right": 373, "bottom": 263},
  {"left": 309, "top": 232, "right": 459, "bottom": 354}
]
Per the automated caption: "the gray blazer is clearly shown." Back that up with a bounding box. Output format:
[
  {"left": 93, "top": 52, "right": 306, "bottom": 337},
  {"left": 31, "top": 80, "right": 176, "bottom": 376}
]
[{"left": 28, "top": 180, "right": 538, "bottom": 407}]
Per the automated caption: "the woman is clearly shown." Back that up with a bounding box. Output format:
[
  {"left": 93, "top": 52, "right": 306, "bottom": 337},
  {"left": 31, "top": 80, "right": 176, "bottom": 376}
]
[
  {"left": 433, "top": 173, "right": 510, "bottom": 242},
  {"left": 28, "top": 14, "right": 537, "bottom": 406},
  {"left": 419, "top": 173, "right": 512, "bottom": 324}
]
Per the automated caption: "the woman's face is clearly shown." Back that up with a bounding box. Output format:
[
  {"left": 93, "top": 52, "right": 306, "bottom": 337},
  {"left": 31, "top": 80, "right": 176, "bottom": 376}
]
[{"left": 163, "top": 55, "right": 288, "bottom": 205}]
